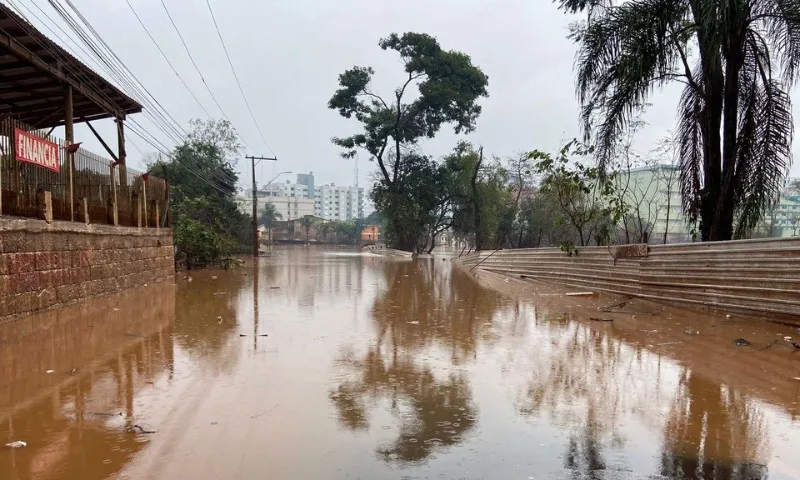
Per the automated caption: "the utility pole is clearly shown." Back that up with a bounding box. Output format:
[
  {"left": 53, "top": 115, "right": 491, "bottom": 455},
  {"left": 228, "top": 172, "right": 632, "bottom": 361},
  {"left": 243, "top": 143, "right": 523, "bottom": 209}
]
[{"left": 248, "top": 155, "right": 277, "bottom": 257}]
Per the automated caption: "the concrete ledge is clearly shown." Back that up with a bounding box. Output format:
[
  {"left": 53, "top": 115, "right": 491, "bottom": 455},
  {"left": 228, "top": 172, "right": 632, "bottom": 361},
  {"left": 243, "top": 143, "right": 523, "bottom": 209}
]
[
  {"left": 1, "top": 216, "right": 174, "bottom": 320},
  {"left": 458, "top": 238, "right": 800, "bottom": 320}
]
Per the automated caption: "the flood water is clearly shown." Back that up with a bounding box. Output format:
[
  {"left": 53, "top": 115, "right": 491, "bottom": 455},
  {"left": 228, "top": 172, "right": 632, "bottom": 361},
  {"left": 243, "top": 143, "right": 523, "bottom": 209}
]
[{"left": 2, "top": 246, "right": 800, "bottom": 479}]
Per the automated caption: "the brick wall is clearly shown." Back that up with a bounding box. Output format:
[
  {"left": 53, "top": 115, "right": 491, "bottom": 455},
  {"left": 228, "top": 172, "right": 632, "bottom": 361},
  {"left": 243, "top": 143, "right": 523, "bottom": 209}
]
[{"left": 1, "top": 217, "right": 174, "bottom": 319}]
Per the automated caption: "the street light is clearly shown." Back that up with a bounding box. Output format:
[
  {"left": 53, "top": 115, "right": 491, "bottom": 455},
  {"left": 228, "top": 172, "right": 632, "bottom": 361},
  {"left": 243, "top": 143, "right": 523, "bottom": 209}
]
[{"left": 259, "top": 171, "right": 292, "bottom": 252}]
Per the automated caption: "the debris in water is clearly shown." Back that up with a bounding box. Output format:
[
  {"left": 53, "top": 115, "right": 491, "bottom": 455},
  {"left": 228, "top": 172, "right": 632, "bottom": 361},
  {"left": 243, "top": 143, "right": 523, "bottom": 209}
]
[
  {"left": 187, "top": 277, "right": 193, "bottom": 283},
  {"left": 113, "top": 308, "right": 120, "bottom": 311},
  {"left": 71, "top": 368, "right": 77, "bottom": 375},
  {"left": 46, "top": 369, "right": 54, "bottom": 374},
  {"left": 759, "top": 339, "right": 778, "bottom": 351},
  {"left": 239, "top": 334, "right": 247, "bottom": 337},
  {"left": 784, "top": 336, "right": 792, "bottom": 341},
  {"left": 589, "top": 317, "right": 613, "bottom": 322},
  {"left": 211, "top": 275, "right": 218, "bottom": 280},
  {"left": 270, "top": 286, "right": 280, "bottom": 289},
  {"left": 504, "top": 278, "right": 510, "bottom": 283},
  {"left": 407, "top": 321, "right": 420, "bottom": 325},
  {"left": 213, "top": 292, "right": 227, "bottom": 295},
  {"left": 684, "top": 329, "right": 699, "bottom": 336},
  {"left": 565, "top": 292, "right": 594, "bottom": 297},
  {"left": 5, "top": 441, "right": 26, "bottom": 448},
  {"left": 128, "top": 424, "right": 157, "bottom": 434},
  {"left": 258, "top": 334, "right": 269, "bottom": 337},
  {"left": 734, "top": 338, "right": 752, "bottom": 347},
  {"left": 725, "top": 314, "right": 732, "bottom": 319}
]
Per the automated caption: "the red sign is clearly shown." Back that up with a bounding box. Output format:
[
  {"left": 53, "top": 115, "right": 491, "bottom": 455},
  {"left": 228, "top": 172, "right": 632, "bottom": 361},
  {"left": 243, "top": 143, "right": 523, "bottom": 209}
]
[{"left": 14, "top": 128, "right": 60, "bottom": 172}]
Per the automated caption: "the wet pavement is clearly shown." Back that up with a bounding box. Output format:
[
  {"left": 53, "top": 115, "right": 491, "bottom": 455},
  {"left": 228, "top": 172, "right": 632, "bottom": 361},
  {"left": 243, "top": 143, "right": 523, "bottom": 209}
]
[{"left": 1, "top": 246, "right": 799, "bottom": 479}]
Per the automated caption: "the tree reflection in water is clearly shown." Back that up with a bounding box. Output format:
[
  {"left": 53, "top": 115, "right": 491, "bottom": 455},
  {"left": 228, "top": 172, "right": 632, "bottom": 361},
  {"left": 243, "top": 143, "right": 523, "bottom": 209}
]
[
  {"left": 660, "top": 371, "right": 769, "bottom": 480},
  {"left": 330, "top": 347, "right": 476, "bottom": 464},
  {"left": 329, "top": 259, "right": 506, "bottom": 464},
  {"left": 514, "top": 314, "right": 770, "bottom": 480}
]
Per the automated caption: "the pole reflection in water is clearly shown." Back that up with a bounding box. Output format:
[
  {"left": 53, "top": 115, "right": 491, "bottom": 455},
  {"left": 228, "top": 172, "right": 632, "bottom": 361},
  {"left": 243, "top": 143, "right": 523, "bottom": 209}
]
[{"left": 1, "top": 246, "right": 799, "bottom": 480}]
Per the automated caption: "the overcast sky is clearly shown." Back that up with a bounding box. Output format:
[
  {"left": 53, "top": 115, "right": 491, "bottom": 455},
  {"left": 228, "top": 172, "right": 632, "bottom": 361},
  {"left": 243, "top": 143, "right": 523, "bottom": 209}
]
[{"left": 19, "top": 0, "right": 800, "bottom": 191}]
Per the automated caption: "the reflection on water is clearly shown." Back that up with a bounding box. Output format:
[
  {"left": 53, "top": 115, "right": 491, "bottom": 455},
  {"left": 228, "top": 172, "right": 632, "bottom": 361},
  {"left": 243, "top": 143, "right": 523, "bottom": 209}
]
[
  {"left": 0, "top": 284, "right": 175, "bottom": 480},
  {"left": 1, "top": 247, "right": 799, "bottom": 479}
]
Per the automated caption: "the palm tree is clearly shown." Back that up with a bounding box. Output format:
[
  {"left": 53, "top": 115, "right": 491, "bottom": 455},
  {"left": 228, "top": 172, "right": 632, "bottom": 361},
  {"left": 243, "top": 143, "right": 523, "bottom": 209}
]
[
  {"left": 559, "top": 0, "right": 798, "bottom": 240},
  {"left": 259, "top": 203, "right": 282, "bottom": 242},
  {"left": 300, "top": 215, "right": 314, "bottom": 244},
  {"left": 318, "top": 221, "right": 333, "bottom": 243}
]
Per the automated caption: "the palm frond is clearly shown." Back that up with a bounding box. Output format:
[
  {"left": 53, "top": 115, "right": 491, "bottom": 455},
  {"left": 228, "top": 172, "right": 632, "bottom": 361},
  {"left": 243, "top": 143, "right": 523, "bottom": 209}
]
[
  {"left": 571, "top": 0, "right": 691, "bottom": 170},
  {"left": 677, "top": 76, "right": 704, "bottom": 225},
  {"left": 734, "top": 78, "right": 793, "bottom": 237},
  {"left": 753, "top": 0, "right": 800, "bottom": 85}
]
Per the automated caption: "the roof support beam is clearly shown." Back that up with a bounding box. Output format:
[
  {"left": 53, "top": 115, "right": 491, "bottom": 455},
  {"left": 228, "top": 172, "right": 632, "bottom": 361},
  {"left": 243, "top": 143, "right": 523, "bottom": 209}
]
[
  {"left": 0, "top": 29, "right": 124, "bottom": 118},
  {"left": 85, "top": 119, "right": 119, "bottom": 163}
]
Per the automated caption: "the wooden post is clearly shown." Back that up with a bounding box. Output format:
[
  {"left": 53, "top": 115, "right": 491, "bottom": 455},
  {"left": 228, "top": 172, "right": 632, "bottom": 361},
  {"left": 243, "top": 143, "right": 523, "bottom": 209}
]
[
  {"left": 142, "top": 179, "right": 148, "bottom": 228},
  {"left": 110, "top": 164, "right": 118, "bottom": 225},
  {"left": 117, "top": 118, "right": 128, "bottom": 188},
  {"left": 136, "top": 194, "right": 142, "bottom": 228},
  {"left": 65, "top": 85, "right": 74, "bottom": 221},
  {"left": 155, "top": 203, "right": 160, "bottom": 229},
  {"left": 82, "top": 197, "right": 89, "bottom": 224}
]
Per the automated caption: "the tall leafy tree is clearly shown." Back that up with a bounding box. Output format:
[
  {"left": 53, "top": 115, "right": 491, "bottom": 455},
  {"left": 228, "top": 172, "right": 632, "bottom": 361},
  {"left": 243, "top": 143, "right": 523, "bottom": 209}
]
[
  {"left": 329, "top": 32, "right": 489, "bottom": 251},
  {"left": 558, "top": 0, "right": 798, "bottom": 240},
  {"left": 150, "top": 118, "right": 249, "bottom": 267}
]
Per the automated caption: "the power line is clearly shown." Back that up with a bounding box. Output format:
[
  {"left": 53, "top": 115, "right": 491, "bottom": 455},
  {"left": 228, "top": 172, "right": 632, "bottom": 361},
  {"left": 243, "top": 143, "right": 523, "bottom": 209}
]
[
  {"left": 124, "top": 0, "right": 213, "bottom": 120},
  {"left": 50, "top": 0, "right": 187, "bottom": 143},
  {"left": 203, "top": 0, "right": 275, "bottom": 156},
  {"left": 157, "top": 0, "right": 257, "bottom": 153},
  {"left": 9, "top": 1, "right": 241, "bottom": 195}
]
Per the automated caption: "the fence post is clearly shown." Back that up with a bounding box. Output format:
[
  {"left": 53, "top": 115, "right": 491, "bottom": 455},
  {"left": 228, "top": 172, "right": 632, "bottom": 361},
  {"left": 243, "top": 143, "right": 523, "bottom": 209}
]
[
  {"left": 82, "top": 197, "right": 89, "bottom": 224},
  {"left": 64, "top": 85, "right": 74, "bottom": 222},
  {"left": 0, "top": 122, "right": 3, "bottom": 216},
  {"left": 142, "top": 178, "right": 148, "bottom": 228},
  {"left": 110, "top": 163, "right": 118, "bottom": 226},
  {"left": 155, "top": 203, "right": 160, "bottom": 230}
]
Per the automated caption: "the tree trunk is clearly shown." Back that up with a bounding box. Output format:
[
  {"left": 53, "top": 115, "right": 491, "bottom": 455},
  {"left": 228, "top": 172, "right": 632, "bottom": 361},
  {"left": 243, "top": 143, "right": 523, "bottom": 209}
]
[
  {"left": 472, "top": 147, "right": 484, "bottom": 250},
  {"left": 711, "top": 33, "right": 744, "bottom": 241}
]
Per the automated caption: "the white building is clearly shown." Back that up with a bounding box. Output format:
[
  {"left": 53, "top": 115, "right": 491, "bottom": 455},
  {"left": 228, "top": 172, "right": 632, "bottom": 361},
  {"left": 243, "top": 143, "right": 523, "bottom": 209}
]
[
  {"left": 255, "top": 172, "right": 365, "bottom": 222},
  {"left": 237, "top": 193, "right": 316, "bottom": 223},
  {"left": 314, "top": 183, "right": 364, "bottom": 221},
  {"left": 265, "top": 195, "right": 316, "bottom": 221}
]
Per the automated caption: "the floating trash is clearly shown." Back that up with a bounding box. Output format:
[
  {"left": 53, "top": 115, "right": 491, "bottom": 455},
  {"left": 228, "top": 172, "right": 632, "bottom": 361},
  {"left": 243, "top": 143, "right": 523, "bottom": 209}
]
[{"left": 5, "top": 441, "right": 26, "bottom": 448}]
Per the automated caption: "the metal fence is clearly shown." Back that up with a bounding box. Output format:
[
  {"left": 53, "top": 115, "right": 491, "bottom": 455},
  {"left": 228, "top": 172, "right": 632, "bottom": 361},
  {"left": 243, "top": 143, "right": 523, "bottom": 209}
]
[
  {"left": 0, "top": 117, "right": 166, "bottom": 227},
  {"left": 459, "top": 237, "right": 800, "bottom": 318}
]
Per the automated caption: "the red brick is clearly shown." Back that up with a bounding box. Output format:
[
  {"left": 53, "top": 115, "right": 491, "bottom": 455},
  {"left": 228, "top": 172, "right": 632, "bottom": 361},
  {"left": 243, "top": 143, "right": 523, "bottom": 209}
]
[
  {"left": 14, "top": 272, "right": 39, "bottom": 294},
  {"left": 35, "top": 252, "right": 57, "bottom": 271},
  {"left": 71, "top": 251, "right": 90, "bottom": 268},
  {"left": 8, "top": 253, "right": 36, "bottom": 274},
  {"left": 38, "top": 270, "right": 67, "bottom": 289}
]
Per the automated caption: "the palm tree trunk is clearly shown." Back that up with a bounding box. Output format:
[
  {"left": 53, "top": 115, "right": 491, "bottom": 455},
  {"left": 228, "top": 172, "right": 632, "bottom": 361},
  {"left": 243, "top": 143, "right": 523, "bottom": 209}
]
[
  {"left": 691, "top": 0, "right": 725, "bottom": 241},
  {"left": 713, "top": 34, "right": 744, "bottom": 241}
]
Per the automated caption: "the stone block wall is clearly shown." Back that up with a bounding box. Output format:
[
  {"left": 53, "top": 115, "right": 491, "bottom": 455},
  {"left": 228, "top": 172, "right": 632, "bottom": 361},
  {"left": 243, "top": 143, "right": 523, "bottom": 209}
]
[{"left": 1, "top": 217, "right": 174, "bottom": 319}]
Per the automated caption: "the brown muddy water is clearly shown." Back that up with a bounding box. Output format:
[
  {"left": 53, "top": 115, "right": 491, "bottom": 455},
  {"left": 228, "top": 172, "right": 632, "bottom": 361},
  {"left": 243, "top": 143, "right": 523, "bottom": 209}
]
[{"left": 1, "top": 246, "right": 799, "bottom": 480}]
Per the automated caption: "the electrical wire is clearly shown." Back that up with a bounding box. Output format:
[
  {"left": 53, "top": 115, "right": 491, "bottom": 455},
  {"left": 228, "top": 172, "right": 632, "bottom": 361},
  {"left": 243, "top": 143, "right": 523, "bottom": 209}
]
[
  {"left": 203, "top": 0, "right": 275, "bottom": 156},
  {"left": 7, "top": 1, "right": 243, "bottom": 195},
  {"left": 157, "top": 0, "right": 257, "bottom": 154},
  {"left": 124, "top": 0, "right": 213, "bottom": 120},
  {"left": 50, "top": 0, "right": 187, "bottom": 143}
]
